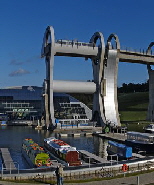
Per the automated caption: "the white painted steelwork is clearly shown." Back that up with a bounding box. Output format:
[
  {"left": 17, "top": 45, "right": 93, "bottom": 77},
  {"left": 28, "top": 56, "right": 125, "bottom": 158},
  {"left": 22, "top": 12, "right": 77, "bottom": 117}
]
[
  {"left": 41, "top": 26, "right": 154, "bottom": 129},
  {"left": 104, "top": 34, "right": 120, "bottom": 126},
  {"left": 53, "top": 80, "right": 96, "bottom": 93},
  {"left": 41, "top": 26, "right": 105, "bottom": 128}
]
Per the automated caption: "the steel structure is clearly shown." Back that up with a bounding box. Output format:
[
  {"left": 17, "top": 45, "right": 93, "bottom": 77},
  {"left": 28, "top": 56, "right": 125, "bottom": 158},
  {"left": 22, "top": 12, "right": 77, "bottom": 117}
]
[
  {"left": 41, "top": 26, "right": 106, "bottom": 128},
  {"left": 103, "top": 34, "right": 121, "bottom": 126},
  {"left": 41, "top": 26, "right": 154, "bottom": 129}
]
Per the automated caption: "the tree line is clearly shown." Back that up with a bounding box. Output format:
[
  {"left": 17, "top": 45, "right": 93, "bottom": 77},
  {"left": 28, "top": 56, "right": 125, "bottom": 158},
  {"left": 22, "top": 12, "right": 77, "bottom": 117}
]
[
  {"left": 69, "top": 81, "right": 149, "bottom": 107},
  {"left": 118, "top": 80, "right": 149, "bottom": 93}
]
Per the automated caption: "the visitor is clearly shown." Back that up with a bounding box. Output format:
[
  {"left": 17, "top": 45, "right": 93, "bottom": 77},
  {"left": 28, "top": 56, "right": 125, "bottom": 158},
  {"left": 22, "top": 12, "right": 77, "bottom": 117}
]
[
  {"left": 55, "top": 166, "right": 60, "bottom": 185},
  {"left": 59, "top": 164, "right": 64, "bottom": 185}
]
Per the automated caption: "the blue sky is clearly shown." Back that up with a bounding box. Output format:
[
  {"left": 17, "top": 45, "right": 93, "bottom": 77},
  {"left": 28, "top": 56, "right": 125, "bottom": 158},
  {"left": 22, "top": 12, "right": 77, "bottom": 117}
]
[{"left": 0, "top": 0, "right": 153, "bottom": 88}]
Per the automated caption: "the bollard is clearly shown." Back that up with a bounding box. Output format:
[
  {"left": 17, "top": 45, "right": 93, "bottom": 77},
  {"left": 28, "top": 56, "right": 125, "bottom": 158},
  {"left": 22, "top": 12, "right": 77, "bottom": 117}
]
[{"left": 137, "top": 176, "right": 139, "bottom": 185}]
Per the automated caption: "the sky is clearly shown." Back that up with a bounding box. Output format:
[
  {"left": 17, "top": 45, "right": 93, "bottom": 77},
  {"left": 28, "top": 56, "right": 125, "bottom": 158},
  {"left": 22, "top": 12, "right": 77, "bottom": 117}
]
[{"left": 0, "top": 0, "right": 154, "bottom": 88}]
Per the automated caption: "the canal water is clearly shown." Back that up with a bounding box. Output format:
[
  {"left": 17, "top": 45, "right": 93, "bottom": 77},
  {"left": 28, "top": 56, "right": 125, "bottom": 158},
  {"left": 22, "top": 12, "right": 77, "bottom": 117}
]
[{"left": 0, "top": 126, "right": 108, "bottom": 169}]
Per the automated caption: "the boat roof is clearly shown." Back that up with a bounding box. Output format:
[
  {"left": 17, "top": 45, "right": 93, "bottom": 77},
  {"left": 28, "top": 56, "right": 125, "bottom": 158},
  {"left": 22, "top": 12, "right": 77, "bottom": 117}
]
[
  {"left": 44, "top": 137, "right": 77, "bottom": 152},
  {"left": 108, "top": 140, "right": 131, "bottom": 149},
  {"left": 127, "top": 131, "right": 154, "bottom": 137}
]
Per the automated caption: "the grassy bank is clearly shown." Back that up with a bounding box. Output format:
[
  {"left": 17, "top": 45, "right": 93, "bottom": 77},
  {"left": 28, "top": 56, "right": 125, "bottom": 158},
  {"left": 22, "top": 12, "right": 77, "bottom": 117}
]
[
  {"left": 73, "top": 91, "right": 151, "bottom": 131},
  {"left": 118, "top": 92, "right": 149, "bottom": 122},
  {"left": 118, "top": 92, "right": 151, "bottom": 132}
]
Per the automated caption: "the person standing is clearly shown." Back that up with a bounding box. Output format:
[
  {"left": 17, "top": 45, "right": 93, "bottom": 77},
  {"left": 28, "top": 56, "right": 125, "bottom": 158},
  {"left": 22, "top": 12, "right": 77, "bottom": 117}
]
[
  {"left": 59, "top": 164, "right": 64, "bottom": 185},
  {"left": 55, "top": 166, "right": 60, "bottom": 185}
]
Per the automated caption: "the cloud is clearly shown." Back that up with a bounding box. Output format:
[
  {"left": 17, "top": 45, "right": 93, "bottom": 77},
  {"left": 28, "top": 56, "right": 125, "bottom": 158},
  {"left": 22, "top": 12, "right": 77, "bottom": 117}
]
[
  {"left": 9, "top": 68, "right": 30, "bottom": 77},
  {"left": 9, "top": 55, "right": 41, "bottom": 66},
  {"left": 10, "top": 59, "right": 24, "bottom": 65}
]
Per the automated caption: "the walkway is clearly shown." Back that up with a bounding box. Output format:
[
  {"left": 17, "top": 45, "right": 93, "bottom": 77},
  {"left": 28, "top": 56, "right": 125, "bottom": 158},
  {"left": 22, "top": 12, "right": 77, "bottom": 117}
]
[
  {"left": 0, "top": 148, "right": 16, "bottom": 170},
  {"left": 0, "top": 181, "right": 50, "bottom": 185},
  {"left": 1, "top": 171, "right": 154, "bottom": 185},
  {"left": 94, "top": 132, "right": 127, "bottom": 143},
  {"left": 65, "top": 171, "right": 154, "bottom": 185},
  {"left": 79, "top": 150, "right": 110, "bottom": 164}
]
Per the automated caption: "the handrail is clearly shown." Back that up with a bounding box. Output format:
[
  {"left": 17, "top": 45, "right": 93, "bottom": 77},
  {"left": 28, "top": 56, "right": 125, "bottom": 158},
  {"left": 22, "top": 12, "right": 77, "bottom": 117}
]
[{"left": 1, "top": 161, "right": 19, "bottom": 177}]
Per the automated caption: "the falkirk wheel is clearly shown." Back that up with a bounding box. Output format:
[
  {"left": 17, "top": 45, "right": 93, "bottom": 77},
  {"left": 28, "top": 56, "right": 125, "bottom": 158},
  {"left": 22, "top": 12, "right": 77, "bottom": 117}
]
[{"left": 41, "top": 26, "right": 154, "bottom": 128}]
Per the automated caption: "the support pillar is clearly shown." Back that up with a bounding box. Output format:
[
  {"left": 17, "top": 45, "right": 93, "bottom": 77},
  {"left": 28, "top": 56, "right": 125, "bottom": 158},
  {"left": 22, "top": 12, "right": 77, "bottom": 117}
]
[
  {"left": 90, "top": 32, "right": 106, "bottom": 126},
  {"left": 41, "top": 26, "right": 56, "bottom": 129},
  {"left": 146, "top": 42, "right": 154, "bottom": 121},
  {"left": 103, "top": 34, "right": 121, "bottom": 126}
]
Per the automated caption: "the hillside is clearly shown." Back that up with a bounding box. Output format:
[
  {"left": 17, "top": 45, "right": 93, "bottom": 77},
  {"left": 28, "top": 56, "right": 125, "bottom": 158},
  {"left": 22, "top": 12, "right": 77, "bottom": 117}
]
[
  {"left": 71, "top": 92, "right": 149, "bottom": 123},
  {"left": 118, "top": 92, "right": 149, "bottom": 122}
]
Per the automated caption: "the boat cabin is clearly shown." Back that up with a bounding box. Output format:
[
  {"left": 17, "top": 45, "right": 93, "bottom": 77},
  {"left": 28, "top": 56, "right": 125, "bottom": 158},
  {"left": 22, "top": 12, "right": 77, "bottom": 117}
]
[
  {"left": 127, "top": 131, "right": 154, "bottom": 144},
  {"left": 107, "top": 140, "right": 132, "bottom": 159},
  {"left": 144, "top": 124, "right": 154, "bottom": 133}
]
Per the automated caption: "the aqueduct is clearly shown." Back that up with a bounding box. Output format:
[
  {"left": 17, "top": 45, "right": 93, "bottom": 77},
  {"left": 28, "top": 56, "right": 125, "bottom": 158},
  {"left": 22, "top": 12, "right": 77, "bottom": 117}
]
[{"left": 41, "top": 26, "right": 154, "bottom": 128}]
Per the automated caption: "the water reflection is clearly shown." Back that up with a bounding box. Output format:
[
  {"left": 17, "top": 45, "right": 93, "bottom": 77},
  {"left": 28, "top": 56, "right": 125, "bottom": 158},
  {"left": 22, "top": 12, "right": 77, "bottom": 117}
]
[{"left": 0, "top": 126, "right": 108, "bottom": 169}]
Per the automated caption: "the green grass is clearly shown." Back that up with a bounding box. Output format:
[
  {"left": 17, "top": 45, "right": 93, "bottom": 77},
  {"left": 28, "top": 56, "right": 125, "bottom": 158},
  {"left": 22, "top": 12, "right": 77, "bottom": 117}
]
[
  {"left": 118, "top": 92, "right": 149, "bottom": 109},
  {"left": 120, "top": 111, "right": 147, "bottom": 121},
  {"left": 118, "top": 92, "right": 149, "bottom": 123},
  {"left": 117, "top": 91, "right": 153, "bottom": 132},
  {"left": 0, "top": 179, "right": 44, "bottom": 184}
]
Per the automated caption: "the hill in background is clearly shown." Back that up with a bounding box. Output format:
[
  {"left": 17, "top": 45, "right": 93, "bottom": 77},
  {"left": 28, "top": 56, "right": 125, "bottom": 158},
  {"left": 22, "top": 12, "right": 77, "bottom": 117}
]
[
  {"left": 70, "top": 91, "right": 149, "bottom": 123},
  {"left": 118, "top": 92, "right": 149, "bottom": 123}
]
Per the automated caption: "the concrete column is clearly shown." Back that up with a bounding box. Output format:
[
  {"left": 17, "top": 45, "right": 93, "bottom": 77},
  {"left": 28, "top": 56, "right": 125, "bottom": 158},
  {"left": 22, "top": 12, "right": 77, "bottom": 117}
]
[
  {"left": 146, "top": 42, "right": 154, "bottom": 121},
  {"left": 147, "top": 65, "right": 154, "bottom": 121},
  {"left": 90, "top": 32, "right": 106, "bottom": 126},
  {"left": 41, "top": 26, "right": 55, "bottom": 129}
]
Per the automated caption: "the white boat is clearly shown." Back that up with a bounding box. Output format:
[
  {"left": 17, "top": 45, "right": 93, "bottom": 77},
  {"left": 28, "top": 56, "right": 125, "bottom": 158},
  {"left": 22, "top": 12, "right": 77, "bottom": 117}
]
[
  {"left": 125, "top": 131, "right": 154, "bottom": 153},
  {"left": 144, "top": 124, "right": 154, "bottom": 133}
]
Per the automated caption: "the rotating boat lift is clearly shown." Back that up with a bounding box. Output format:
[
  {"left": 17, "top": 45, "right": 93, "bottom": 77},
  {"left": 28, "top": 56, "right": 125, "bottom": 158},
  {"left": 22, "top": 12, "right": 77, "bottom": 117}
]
[
  {"left": 41, "top": 26, "right": 154, "bottom": 129},
  {"left": 41, "top": 26, "right": 121, "bottom": 129}
]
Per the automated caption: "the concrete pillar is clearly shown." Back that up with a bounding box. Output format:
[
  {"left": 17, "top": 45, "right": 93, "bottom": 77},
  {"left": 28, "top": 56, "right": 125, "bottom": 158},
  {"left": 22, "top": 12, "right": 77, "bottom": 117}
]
[
  {"left": 147, "top": 65, "right": 154, "bottom": 121},
  {"left": 41, "top": 26, "right": 55, "bottom": 129},
  {"left": 146, "top": 42, "right": 154, "bottom": 121},
  {"left": 90, "top": 32, "right": 106, "bottom": 126}
]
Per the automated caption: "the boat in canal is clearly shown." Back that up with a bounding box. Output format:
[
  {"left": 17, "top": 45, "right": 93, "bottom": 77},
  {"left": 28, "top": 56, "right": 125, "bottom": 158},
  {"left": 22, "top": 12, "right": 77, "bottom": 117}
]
[
  {"left": 144, "top": 124, "right": 154, "bottom": 133},
  {"left": 44, "top": 137, "right": 82, "bottom": 166},
  {"left": 125, "top": 131, "right": 154, "bottom": 154},
  {"left": 22, "top": 138, "right": 52, "bottom": 168},
  {"left": 107, "top": 140, "right": 132, "bottom": 159}
]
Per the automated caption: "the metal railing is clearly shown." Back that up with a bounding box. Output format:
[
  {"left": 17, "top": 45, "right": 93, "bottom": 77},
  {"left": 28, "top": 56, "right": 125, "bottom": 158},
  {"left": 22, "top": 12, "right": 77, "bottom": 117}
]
[{"left": 1, "top": 161, "right": 19, "bottom": 177}]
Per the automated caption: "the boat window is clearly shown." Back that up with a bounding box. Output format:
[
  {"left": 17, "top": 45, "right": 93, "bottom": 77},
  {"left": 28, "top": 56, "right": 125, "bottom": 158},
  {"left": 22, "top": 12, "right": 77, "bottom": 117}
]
[
  {"left": 127, "top": 132, "right": 154, "bottom": 143},
  {"left": 144, "top": 138, "right": 149, "bottom": 142},
  {"left": 128, "top": 135, "right": 136, "bottom": 140},
  {"left": 82, "top": 43, "right": 87, "bottom": 46},
  {"left": 68, "top": 42, "right": 72, "bottom": 45},
  {"left": 147, "top": 125, "right": 153, "bottom": 129},
  {"left": 149, "top": 138, "right": 154, "bottom": 143}
]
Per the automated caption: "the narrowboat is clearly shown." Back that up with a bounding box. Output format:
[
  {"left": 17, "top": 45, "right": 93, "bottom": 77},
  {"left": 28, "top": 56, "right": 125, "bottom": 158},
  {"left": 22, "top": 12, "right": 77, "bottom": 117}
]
[
  {"left": 44, "top": 137, "right": 82, "bottom": 166},
  {"left": 22, "top": 138, "right": 52, "bottom": 168},
  {"left": 107, "top": 140, "right": 132, "bottom": 159},
  {"left": 125, "top": 131, "right": 154, "bottom": 153}
]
